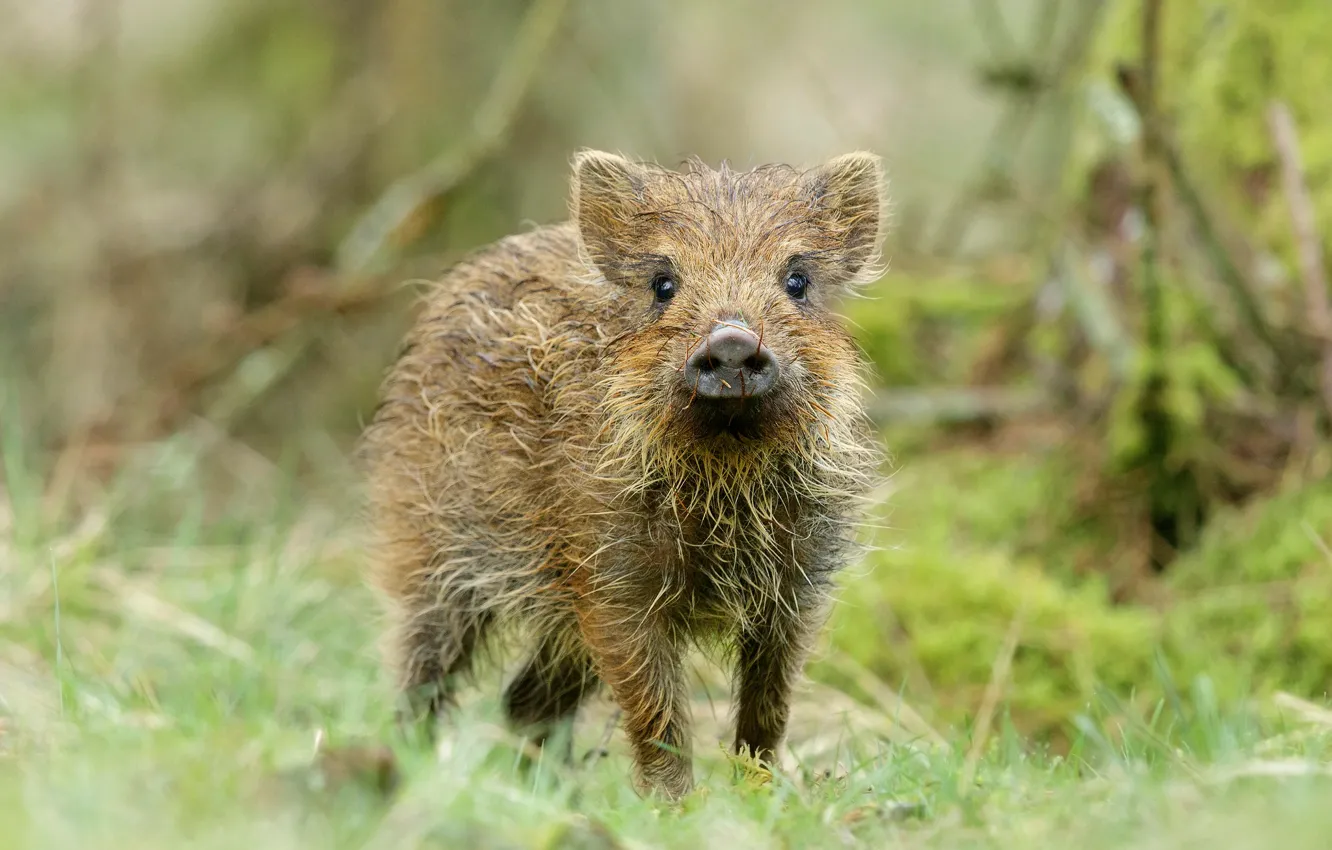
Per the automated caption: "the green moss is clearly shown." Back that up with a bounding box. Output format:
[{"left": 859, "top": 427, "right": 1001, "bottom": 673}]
[
  {"left": 827, "top": 536, "right": 1159, "bottom": 738},
  {"left": 821, "top": 450, "right": 1161, "bottom": 739},
  {"left": 1165, "top": 477, "right": 1332, "bottom": 698},
  {"left": 822, "top": 447, "right": 1332, "bottom": 741},
  {"left": 1171, "top": 478, "right": 1332, "bottom": 588}
]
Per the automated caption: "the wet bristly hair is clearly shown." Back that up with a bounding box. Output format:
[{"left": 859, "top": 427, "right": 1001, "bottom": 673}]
[{"left": 360, "top": 149, "right": 890, "bottom": 801}]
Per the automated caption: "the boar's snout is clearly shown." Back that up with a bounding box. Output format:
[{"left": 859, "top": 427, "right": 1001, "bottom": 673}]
[{"left": 683, "top": 322, "right": 779, "bottom": 400}]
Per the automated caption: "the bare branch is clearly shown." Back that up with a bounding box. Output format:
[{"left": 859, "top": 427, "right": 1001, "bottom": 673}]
[
  {"left": 115, "top": 0, "right": 571, "bottom": 441},
  {"left": 167, "top": 266, "right": 420, "bottom": 404},
  {"left": 1267, "top": 101, "right": 1332, "bottom": 421},
  {"left": 1136, "top": 0, "right": 1165, "bottom": 354},
  {"left": 933, "top": 0, "right": 1108, "bottom": 256},
  {"left": 1116, "top": 56, "right": 1288, "bottom": 380},
  {"left": 1053, "top": 239, "right": 1137, "bottom": 380}
]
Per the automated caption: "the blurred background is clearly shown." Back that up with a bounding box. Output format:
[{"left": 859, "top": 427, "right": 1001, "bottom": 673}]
[{"left": 3, "top": 0, "right": 1331, "bottom": 746}]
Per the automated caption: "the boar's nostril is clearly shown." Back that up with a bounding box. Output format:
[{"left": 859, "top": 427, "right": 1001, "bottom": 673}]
[
  {"left": 743, "top": 352, "right": 769, "bottom": 371},
  {"left": 683, "top": 325, "right": 779, "bottom": 400}
]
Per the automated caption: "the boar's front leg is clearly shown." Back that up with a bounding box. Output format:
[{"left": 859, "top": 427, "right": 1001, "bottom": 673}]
[
  {"left": 577, "top": 593, "right": 692, "bottom": 801},
  {"left": 732, "top": 594, "right": 825, "bottom": 768}
]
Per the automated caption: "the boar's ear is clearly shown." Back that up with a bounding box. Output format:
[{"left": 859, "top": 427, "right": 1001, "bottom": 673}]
[
  {"left": 799, "top": 151, "right": 886, "bottom": 281},
  {"left": 570, "top": 150, "right": 650, "bottom": 274}
]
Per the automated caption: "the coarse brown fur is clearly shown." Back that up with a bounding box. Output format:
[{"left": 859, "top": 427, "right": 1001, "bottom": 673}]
[{"left": 360, "top": 150, "right": 888, "bottom": 801}]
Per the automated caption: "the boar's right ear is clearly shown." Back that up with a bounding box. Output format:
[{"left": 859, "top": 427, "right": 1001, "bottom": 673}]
[{"left": 570, "top": 150, "right": 649, "bottom": 274}]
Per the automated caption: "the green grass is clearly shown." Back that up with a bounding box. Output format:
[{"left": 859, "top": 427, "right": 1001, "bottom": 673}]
[{"left": 3, "top": 426, "right": 1332, "bottom": 850}]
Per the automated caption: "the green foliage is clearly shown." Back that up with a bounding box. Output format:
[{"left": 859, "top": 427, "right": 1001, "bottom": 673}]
[{"left": 867, "top": 448, "right": 1092, "bottom": 557}]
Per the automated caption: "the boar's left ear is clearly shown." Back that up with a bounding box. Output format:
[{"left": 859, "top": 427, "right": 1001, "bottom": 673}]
[{"left": 800, "top": 151, "right": 886, "bottom": 280}]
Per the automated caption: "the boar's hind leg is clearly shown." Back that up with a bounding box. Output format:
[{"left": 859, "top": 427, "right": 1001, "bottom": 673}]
[
  {"left": 503, "top": 635, "right": 598, "bottom": 759},
  {"left": 391, "top": 596, "right": 493, "bottom": 737}
]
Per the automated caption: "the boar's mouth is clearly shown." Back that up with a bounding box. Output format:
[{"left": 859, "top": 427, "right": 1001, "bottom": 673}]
[{"left": 680, "top": 394, "right": 772, "bottom": 440}]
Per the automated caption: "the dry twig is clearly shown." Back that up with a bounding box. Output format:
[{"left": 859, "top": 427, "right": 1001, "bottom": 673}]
[
  {"left": 958, "top": 607, "right": 1023, "bottom": 795},
  {"left": 1274, "top": 690, "right": 1332, "bottom": 728},
  {"left": 933, "top": 0, "right": 1109, "bottom": 255},
  {"left": 335, "top": 0, "right": 569, "bottom": 275},
  {"left": 195, "top": 0, "right": 570, "bottom": 430},
  {"left": 93, "top": 568, "right": 256, "bottom": 664},
  {"left": 824, "top": 654, "right": 947, "bottom": 748},
  {"left": 166, "top": 266, "right": 422, "bottom": 407}
]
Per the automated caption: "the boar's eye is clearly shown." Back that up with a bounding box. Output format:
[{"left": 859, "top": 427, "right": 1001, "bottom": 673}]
[
  {"left": 785, "top": 271, "right": 810, "bottom": 301},
  {"left": 651, "top": 273, "right": 676, "bottom": 303}
]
